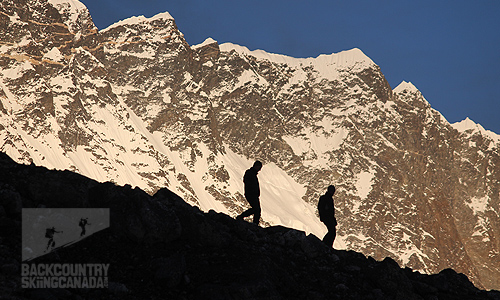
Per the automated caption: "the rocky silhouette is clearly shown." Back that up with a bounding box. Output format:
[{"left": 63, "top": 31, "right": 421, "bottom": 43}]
[{"left": 1, "top": 153, "right": 499, "bottom": 299}]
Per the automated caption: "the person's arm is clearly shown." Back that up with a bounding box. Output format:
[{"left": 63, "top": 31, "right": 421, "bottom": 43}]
[{"left": 318, "top": 198, "right": 325, "bottom": 219}]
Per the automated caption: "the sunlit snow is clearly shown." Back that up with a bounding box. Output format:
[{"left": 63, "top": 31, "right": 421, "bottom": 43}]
[
  {"left": 219, "top": 43, "right": 375, "bottom": 82},
  {"left": 453, "top": 117, "right": 500, "bottom": 145}
]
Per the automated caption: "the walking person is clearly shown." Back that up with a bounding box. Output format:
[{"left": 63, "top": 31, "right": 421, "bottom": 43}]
[
  {"left": 318, "top": 185, "right": 337, "bottom": 247},
  {"left": 237, "top": 161, "right": 263, "bottom": 225},
  {"left": 79, "top": 217, "right": 91, "bottom": 237},
  {"left": 45, "top": 227, "right": 62, "bottom": 251}
]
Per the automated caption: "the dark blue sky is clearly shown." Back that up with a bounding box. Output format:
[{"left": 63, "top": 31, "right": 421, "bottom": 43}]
[{"left": 81, "top": 0, "right": 500, "bottom": 134}]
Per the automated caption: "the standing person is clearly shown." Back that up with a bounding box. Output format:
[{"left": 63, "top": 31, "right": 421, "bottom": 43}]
[
  {"left": 236, "top": 161, "right": 263, "bottom": 225},
  {"left": 318, "top": 185, "right": 337, "bottom": 247}
]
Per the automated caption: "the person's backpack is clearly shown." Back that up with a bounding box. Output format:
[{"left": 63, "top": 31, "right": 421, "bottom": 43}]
[
  {"left": 79, "top": 219, "right": 85, "bottom": 227},
  {"left": 45, "top": 228, "right": 52, "bottom": 238}
]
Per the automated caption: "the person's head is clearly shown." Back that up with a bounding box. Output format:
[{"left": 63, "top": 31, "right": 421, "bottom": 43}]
[
  {"left": 253, "top": 160, "right": 263, "bottom": 172},
  {"left": 327, "top": 185, "right": 336, "bottom": 196}
]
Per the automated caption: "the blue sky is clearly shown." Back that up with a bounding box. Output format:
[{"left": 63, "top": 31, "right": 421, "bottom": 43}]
[{"left": 81, "top": 0, "right": 500, "bottom": 134}]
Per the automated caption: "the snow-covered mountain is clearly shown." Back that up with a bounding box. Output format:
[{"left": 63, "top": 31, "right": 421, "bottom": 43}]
[{"left": 1, "top": 0, "right": 499, "bottom": 290}]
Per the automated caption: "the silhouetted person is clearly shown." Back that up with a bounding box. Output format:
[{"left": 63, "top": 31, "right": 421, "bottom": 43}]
[
  {"left": 318, "top": 185, "right": 337, "bottom": 247},
  {"left": 236, "top": 161, "right": 263, "bottom": 225},
  {"left": 79, "top": 218, "right": 90, "bottom": 236},
  {"left": 45, "top": 227, "right": 62, "bottom": 251}
]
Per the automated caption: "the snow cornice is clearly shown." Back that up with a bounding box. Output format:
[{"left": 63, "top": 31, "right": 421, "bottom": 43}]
[
  {"left": 192, "top": 37, "right": 218, "bottom": 50},
  {"left": 219, "top": 42, "right": 375, "bottom": 69},
  {"left": 102, "top": 12, "right": 174, "bottom": 32}
]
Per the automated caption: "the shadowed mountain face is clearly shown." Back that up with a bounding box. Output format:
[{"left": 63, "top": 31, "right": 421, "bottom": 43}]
[
  {"left": 1, "top": 152, "right": 500, "bottom": 299},
  {"left": 1, "top": 0, "right": 499, "bottom": 290}
]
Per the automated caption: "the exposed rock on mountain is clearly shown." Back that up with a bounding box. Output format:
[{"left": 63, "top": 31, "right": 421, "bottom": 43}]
[{"left": 1, "top": 0, "right": 499, "bottom": 290}]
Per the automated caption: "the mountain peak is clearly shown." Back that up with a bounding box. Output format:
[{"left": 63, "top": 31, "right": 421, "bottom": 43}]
[
  {"left": 149, "top": 11, "right": 175, "bottom": 22},
  {"left": 219, "top": 42, "right": 295, "bottom": 63},
  {"left": 102, "top": 11, "right": 174, "bottom": 32},
  {"left": 192, "top": 37, "right": 218, "bottom": 50},
  {"left": 453, "top": 117, "right": 480, "bottom": 132},
  {"left": 452, "top": 117, "right": 500, "bottom": 142},
  {"left": 219, "top": 43, "right": 375, "bottom": 82},
  {"left": 394, "top": 81, "right": 419, "bottom": 94},
  {"left": 48, "top": 0, "right": 87, "bottom": 10},
  {"left": 47, "top": 0, "right": 96, "bottom": 33},
  {"left": 219, "top": 43, "right": 374, "bottom": 66}
]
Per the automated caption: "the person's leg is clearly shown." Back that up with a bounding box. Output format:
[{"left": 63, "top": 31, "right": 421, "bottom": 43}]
[
  {"left": 238, "top": 196, "right": 259, "bottom": 221},
  {"left": 322, "top": 220, "right": 336, "bottom": 247},
  {"left": 322, "top": 231, "right": 332, "bottom": 247},
  {"left": 237, "top": 207, "right": 255, "bottom": 219},
  {"left": 331, "top": 225, "right": 336, "bottom": 245},
  {"left": 252, "top": 205, "right": 261, "bottom": 224}
]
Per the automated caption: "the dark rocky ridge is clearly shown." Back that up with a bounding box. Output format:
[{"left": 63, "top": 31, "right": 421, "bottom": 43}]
[{"left": 1, "top": 153, "right": 500, "bottom": 300}]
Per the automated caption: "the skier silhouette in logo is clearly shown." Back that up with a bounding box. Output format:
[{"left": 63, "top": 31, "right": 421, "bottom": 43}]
[
  {"left": 45, "top": 227, "right": 62, "bottom": 251},
  {"left": 236, "top": 160, "right": 263, "bottom": 225},
  {"left": 79, "top": 217, "right": 91, "bottom": 237},
  {"left": 318, "top": 185, "right": 337, "bottom": 247}
]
